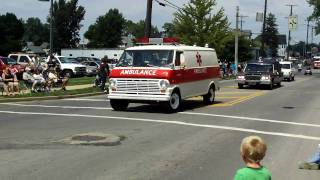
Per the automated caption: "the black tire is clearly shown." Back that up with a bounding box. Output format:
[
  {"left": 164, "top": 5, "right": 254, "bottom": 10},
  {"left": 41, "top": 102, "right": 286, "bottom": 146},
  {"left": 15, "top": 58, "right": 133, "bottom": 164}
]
[
  {"left": 238, "top": 84, "right": 244, "bottom": 89},
  {"left": 292, "top": 76, "right": 295, "bottom": 81},
  {"left": 166, "top": 91, "right": 181, "bottom": 112},
  {"left": 268, "top": 81, "right": 274, "bottom": 90},
  {"left": 203, "top": 85, "right": 215, "bottom": 105},
  {"left": 277, "top": 81, "right": 281, "bottom": 87},
  {"left": 110, "top": 99, "right": 129, "bottom": 111},
  {"left": 63, "top": 70, "right": 73, "bottom": 77}
]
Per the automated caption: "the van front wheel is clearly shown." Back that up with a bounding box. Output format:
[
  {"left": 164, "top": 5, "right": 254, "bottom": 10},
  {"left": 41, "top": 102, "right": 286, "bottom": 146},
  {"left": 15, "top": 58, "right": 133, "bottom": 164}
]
[
  {"left": 203, "top": 86, "right": 215, "bottom": 105},
  {"left": 167, "top": 91, "right": 181, "bottom": 112},
  {"left": 110, "top": 99, "right": 129, "bottom": 111}
]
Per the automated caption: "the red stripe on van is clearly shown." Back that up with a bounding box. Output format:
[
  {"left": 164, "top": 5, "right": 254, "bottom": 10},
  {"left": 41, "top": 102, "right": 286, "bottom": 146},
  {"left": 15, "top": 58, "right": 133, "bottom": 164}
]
[{"left": 110, "top": 66, "right": 221, "bottom": 84}]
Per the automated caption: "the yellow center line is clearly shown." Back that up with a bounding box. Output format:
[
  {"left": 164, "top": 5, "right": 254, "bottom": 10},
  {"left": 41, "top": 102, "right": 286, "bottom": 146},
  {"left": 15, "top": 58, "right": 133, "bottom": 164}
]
[
  {"left": 210, "top": 92, "right": 265, "bottom": 107},
  {"left": 217, "top": 91, "right": 263, "bottom": 94}
]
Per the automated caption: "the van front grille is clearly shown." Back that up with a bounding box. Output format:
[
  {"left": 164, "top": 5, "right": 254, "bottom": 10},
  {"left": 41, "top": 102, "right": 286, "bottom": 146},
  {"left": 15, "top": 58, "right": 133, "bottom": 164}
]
[{"left": 114, "top": 79, "right": 162, "bottom": 95}]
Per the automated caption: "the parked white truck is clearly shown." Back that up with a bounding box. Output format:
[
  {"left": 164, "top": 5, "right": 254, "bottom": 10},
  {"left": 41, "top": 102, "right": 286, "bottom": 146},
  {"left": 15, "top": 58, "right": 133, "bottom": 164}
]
[{"left": 46, "top": 56, "right": 86, "bottom": 77}]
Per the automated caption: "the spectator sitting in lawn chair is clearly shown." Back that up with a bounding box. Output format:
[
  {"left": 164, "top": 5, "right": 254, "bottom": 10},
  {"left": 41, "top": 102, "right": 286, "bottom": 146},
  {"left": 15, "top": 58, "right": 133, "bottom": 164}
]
[
  {"left": 2, "top": 66, "right": 19, "bottom": 96},
  {"left": 48, "top": 66, "right": 69, "bottom": 91},
  {"left": 23, "top": 67, "right": 45, "bottom": 93},
  {"left": 0, "top": 76, "right": 9, "bottom": 96}
]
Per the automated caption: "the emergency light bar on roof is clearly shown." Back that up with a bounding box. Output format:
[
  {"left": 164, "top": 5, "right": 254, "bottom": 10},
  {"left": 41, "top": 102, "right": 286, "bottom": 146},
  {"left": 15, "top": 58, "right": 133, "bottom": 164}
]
[{"left": 135, "top": 37, "right": 180, "bottom": 45}]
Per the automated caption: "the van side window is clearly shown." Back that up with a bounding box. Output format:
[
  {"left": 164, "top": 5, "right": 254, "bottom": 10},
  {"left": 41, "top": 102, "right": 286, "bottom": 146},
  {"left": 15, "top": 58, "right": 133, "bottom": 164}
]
[{"left": 175, "top": 52, "right": 182, "bottom": 66}]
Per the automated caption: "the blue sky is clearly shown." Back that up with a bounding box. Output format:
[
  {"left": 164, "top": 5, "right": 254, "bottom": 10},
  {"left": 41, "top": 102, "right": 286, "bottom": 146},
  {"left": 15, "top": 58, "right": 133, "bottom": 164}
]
[{"left": 0, "top": 0, "right": 318, "bottom": 43}]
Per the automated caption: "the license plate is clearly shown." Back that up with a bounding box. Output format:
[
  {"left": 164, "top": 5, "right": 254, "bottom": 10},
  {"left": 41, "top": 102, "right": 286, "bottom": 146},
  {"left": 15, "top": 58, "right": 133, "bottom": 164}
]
[{"left": 248, "top": 82, "right": 256, "bottom": 85}]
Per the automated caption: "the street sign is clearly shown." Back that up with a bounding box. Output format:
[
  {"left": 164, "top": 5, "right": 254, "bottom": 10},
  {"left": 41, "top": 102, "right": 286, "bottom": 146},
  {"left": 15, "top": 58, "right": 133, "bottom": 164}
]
[
  {"left": 256, "top": 12, "right": 264, "bottom": 22},
  {"left": 288, "top": 16, "right": 298, "bottom": 31}
]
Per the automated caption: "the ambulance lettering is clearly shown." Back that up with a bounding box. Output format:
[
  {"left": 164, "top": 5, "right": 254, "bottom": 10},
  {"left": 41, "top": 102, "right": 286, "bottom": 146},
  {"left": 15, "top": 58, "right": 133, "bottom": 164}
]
[
  {"left": 194, "top": 68, "right": 207, "bottom": 74},
  {"left": 120, "top": 69, "right": 157, "bottom": 76}
]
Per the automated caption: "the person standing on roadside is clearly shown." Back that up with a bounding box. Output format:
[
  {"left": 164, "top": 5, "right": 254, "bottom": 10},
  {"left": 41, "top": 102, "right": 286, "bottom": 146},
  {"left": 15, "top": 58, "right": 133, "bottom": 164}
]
[
  {"left": 98, "top": 56, "right": 110, "bottom": 92},
  {"left": 46, "top": 55, "right": 57, "bottom": 73}
]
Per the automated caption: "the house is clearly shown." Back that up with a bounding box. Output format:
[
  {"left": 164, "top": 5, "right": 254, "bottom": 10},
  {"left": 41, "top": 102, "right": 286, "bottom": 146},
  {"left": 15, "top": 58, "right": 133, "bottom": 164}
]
[{"left": 22, "top": 42, "right": 47, "bottom": 56}]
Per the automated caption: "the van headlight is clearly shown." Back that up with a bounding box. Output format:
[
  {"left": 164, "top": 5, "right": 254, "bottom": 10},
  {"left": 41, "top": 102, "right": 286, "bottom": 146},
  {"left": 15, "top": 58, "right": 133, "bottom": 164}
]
[
  {"left": 110, "top": 79, "right": 117, "bottom": 91},
  {"left": 159, "top": 80, "right": 170, "bottom": 92},
  {"left": 261, "top": 75, "right": 270, "bottom": 81},
  {"left": 237, "top": 75, "right": 245, "bottom": 80}
]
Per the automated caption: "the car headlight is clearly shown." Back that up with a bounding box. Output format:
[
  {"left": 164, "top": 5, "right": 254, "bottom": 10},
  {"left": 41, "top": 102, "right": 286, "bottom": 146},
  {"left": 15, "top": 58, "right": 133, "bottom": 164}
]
[
  {"left": 261, "top": 75, "right": 270, "bottom": 80},
  {"left": 159, "top": 80, "right": 170, "bottom": 91},
  {"left": 110, "top": 79, "right": 117, "bottom": 90},
  {"left": 237, "top": 75, "right": 245, "bottom": 80}
]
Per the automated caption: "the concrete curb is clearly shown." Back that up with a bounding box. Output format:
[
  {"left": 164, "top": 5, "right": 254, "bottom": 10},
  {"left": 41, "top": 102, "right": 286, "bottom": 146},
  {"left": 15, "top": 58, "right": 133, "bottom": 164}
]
[{"left": 0, "top": 92, "right": 105, "bottom": 103}]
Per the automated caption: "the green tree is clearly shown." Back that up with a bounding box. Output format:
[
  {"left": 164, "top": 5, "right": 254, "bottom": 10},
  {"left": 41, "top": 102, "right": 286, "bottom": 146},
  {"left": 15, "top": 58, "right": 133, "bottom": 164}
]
[
  {"left": 262, "top": 13, "right": 279, "bottom": 57},
  {"left": 220, "top": 35, "right": 254, "bottom": 62},
  {"left": 23, "top": 17, "right": 49, "bottom": 46},
  {"left": 85, "top": 9, "right": 125, "bottom": 48},
  {"left": 0, "top": 13, "right": 24, "bottom": 56},
  {"left": 173, "top": 0, "right": 232, "bottom": 57},
  {"left": 124, "top": 20, "right": 160, "bottom": 38},
  {"left": 307, "top": 0, "right": 320, "bottom": 34},
  {"left": 162, "top": 22, "right": 175, "bottom": 37},
  {"left": 51, "top": 0, "right": 85, "bottom": 52}
]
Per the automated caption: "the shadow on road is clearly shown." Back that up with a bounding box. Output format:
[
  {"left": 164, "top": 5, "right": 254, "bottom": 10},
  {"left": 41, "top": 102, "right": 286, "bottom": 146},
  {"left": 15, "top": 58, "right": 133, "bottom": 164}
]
[{"left": 124, "top": 100, "right": 223, "bottom": 114}]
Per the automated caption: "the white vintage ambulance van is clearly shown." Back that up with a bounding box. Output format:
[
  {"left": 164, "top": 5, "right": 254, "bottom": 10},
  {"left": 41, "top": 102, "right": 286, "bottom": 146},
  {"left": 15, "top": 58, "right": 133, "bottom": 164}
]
[{"left": 107, "top": 39, "right": 220, "bottom": 112}]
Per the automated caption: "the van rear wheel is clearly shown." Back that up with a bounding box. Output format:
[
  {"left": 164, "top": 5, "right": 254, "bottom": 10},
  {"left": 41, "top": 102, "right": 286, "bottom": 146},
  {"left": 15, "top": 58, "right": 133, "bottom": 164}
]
[
  {"left": 110, "top": 99, "right": 129, "bottom": 111},
  {"left": 203, "top": 86, "right": 215, "bottom": 105}
]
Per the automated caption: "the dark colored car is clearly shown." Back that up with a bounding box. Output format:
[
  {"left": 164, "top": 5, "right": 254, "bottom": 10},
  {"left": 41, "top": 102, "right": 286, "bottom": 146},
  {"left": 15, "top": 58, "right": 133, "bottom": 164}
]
[
  {"left": 0, "top": 56, "right": 25, "bottom": 77},
  {"left": 236, "top": 59, "right": 284, "bottom": 90}
]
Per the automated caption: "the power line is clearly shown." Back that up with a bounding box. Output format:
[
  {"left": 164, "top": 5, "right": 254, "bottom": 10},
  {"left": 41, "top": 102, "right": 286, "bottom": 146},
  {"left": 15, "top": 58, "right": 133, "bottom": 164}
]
[
  {"left": 163, "top": 0, "right": 182, "bottom": 10},
  {"left": 155, "top": 0, "right": 180, "bottom": 10}
]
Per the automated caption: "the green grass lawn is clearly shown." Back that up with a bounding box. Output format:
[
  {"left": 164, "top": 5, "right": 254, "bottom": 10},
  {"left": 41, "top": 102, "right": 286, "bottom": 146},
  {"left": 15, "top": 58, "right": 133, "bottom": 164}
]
[
  {"left": 68, "top": 76, "right": 95, "bottom": 86},
  {"left": 0, "top": 87, "right": 101, "bottom": 99}
]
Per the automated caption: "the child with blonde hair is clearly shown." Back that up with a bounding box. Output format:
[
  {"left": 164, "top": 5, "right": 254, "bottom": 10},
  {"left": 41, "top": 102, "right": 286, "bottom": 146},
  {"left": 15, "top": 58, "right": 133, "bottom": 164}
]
[{"left": 234, "top": 136, "right": 271, "bottom": 180}]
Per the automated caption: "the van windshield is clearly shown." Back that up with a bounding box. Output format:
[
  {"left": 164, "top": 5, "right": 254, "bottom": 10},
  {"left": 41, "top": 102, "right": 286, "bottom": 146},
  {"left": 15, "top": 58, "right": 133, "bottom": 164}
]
[{"left": 117, "top": 50, "right": 174, "bottom": 67}]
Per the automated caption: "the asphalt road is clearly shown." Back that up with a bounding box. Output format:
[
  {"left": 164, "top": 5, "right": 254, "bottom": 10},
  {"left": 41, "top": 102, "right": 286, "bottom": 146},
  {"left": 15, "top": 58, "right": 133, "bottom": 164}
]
[{"left": 0, "top": 71, "right": 320, "bottom": 180}]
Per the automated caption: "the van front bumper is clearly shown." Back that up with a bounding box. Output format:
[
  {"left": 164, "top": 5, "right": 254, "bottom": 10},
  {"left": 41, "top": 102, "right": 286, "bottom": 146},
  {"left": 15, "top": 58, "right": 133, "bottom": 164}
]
[{"left": 107, "top": 93, "right": 171, "bottom": 102}]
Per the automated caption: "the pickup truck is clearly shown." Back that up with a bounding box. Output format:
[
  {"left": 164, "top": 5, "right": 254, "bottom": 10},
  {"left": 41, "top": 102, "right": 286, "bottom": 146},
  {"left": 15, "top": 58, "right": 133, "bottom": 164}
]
[{"left": 46, "top": 56, "right": 86, "bottom": 77}]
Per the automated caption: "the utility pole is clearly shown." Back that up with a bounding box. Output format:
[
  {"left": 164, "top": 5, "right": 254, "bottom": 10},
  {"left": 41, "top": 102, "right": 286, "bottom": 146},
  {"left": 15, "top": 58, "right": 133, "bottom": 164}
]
[
  {"left": 240, "top": 15, "right": 248, "bottom": 32},
  {"left": 311, "top": 26, "right": 314, "bottom": 44},
  {"left": 39, "top": 0, "right": 54, "bottom": 55},
  {"left": 261, "top": 0, "right": 267, "bottom": 57},
  {"left": 144, "top": 0, "right": 153, "bottom": 38},
  {"left": 306, "top": 19, "right": 310, "bottom": 57},
  {"left": 235, "top": 6, "right": 239, "bottom": 74},
  {"left": 286, "top": 4, "right": 297, "bottom": 60},
  {"left": 50, "top": 0, "right": 53, "bottom": 55}
]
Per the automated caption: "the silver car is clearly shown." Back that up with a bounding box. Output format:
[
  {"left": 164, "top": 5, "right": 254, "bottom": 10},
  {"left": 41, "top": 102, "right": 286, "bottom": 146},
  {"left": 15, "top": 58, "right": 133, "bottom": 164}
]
[{"left": 81, "top": 61, "right": 99, "bottom": 76}]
